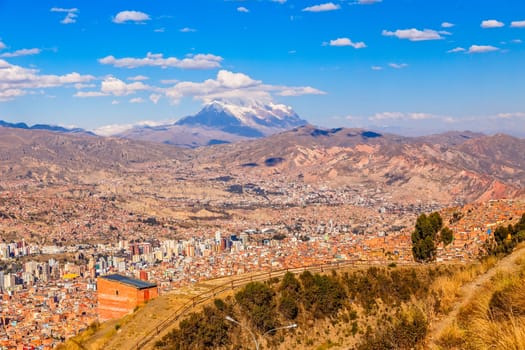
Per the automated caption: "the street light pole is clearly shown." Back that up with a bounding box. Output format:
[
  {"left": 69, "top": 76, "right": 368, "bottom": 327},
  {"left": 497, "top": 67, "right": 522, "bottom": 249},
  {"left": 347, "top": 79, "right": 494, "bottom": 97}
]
[
  {"left": 262, "top": 323, "right": 298, "bottom": 337},
  {"left": 225, "top": 316, "right": 297, "bottom": 350},
  {"left": 225, "top": 315, "right": 260, "bottom": 350}
]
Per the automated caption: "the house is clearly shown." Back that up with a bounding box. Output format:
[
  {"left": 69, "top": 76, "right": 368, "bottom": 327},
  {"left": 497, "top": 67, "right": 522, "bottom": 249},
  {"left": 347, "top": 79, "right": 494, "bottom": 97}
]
[{"left": 97, "top": 274, "right": 158, "bottom": 321}]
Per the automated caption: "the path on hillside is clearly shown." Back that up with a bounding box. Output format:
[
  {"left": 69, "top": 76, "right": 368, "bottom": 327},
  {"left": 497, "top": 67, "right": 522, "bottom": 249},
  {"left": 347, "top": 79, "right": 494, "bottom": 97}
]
[{"left": 428, "top": 245, "right": 525, "bottom": 348}]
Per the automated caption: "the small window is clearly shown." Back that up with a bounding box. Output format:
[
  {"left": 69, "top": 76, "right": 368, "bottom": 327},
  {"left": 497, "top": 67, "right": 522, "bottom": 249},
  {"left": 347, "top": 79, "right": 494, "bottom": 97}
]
[{"left": 115, "top": 290, "right": 119, "bottom": 296}]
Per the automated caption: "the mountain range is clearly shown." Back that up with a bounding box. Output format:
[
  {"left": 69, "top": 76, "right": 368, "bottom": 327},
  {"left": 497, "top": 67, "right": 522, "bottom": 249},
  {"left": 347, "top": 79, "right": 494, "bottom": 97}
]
[
  {"left": 1, "top": 122, "right": 524, "bottom": 206},
  {"left": 0, "top": 120, "right": 93, "bottom": 135}
]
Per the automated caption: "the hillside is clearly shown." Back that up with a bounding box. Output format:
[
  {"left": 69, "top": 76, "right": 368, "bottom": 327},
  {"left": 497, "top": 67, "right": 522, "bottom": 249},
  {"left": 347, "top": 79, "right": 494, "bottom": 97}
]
[
  {"left": 59, "top": 241, "right": 525, "bottom": 350},
  {"left": 57, "top": 214, "right": 525, "bottom": 350},
  {"left": 1, "top": 125, "right": 524, "bottom": 207},
  {"left": 193, "top": 125, "right": 525, "bottom": 204},
  {"left": 0, "top": 127, "right": 189, "bottom": 183}
]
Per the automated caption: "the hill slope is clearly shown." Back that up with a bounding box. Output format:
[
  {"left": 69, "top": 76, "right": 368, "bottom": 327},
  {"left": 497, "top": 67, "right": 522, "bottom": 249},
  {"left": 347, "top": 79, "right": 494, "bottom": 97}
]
[{"left": 1, "top": 125, "right": 524, "bottom": 206}]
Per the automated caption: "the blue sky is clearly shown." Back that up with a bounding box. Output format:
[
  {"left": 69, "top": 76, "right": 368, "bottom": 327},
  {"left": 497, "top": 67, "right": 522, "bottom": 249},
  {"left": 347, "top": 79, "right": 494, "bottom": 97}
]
[{"left": 0, "top": 0, "right": 524, "bottom": 136}]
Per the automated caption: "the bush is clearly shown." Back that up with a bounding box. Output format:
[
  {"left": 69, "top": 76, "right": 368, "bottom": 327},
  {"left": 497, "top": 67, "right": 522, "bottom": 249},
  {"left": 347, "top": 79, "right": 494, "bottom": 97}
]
[
  {"left": 356, "top": 306, "right": 428, "bottom": 350},
  {"left": 300, "top": 271, "right": 346, "bottom": 318},
  {"left": 488, "top": 285, "right": 525, "bottom": 320},
  {"left": 278, "top": 294, "right": 299, "bottom": 320},
  {"left": 235, "top": 282, "right": 278, "bottom": 332},
  {"left": 156, "top": 306, "right": 232, "bottom": 349}
]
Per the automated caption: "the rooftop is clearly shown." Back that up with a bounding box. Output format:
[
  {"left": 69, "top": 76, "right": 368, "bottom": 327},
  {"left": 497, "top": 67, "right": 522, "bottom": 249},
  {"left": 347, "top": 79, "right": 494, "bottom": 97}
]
[{"left": 100, "top": 274, "right": 156, "bottom": 290}]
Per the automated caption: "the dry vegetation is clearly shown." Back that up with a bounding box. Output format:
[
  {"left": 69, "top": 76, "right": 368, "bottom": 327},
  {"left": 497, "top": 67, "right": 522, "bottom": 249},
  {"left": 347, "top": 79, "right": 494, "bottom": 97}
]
[{"left": 436, "top": 248, "right": 525, "bottom": 350}]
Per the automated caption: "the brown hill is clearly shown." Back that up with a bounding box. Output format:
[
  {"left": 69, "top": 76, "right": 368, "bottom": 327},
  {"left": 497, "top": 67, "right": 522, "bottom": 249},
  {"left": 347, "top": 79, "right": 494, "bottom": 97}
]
[
  {"left": 1, "top": 125, "right": 523, "bottom": 206},
  {"left": 117, "top": 124, "right": 249, "bottom": 148},
  {"left": 192, "top": 125, "right": 525, "bottom": 204},
  {"left": 0, "top": 127, "right": 189, "bottom": 183}
]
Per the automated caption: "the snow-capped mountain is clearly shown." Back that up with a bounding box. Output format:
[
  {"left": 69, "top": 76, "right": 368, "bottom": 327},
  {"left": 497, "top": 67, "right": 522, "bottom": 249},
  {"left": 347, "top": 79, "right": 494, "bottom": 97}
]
[
  {"left": 175, "top": 100, "right": 307, "bottom": 137},
  {"left": 99, "top": 100, "right": 307, "bottom": 148}
]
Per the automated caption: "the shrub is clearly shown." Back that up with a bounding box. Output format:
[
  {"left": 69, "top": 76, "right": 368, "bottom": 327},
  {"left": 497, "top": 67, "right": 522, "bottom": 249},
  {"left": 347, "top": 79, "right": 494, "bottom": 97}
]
[
  {"left": 156, "top": 306, "right": 232, "bottom": 349},
  {"left": 278, "top": 294, "right": 299, "bottom": 320}
]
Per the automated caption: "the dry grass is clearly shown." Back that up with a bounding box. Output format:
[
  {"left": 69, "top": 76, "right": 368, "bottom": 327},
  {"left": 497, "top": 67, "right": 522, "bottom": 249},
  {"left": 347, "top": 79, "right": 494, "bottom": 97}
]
[
  {"left": 436, "top": 249, "right": 525, "bottom": 350},
  {"left": 435, "top": 324, "right": 466, "bottom": 349},
  {"left": 430, "top": 256, "right": 498, "bottom": 315}
]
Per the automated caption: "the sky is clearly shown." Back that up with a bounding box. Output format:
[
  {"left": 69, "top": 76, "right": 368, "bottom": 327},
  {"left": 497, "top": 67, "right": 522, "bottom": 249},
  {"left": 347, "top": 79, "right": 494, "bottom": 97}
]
[{"left": 0, "top": 0, "right": 524, "bottom": 136}]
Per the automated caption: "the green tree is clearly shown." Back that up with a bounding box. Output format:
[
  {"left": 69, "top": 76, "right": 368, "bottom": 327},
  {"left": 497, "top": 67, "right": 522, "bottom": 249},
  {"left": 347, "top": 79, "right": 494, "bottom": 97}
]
[
  {"left": 235, "top": 282, "right": 278, "bottom": 332},
  {"left": 299, "top": 271, "right": 346, "bottom": 318},
  {"left": 280, "top": 272, "right": 301, "bottom": 297},
  {"left": 278, "top": 294, "right": 299, "bottom": 320},
  {"left": 428, "top": 212, "right": 443, "bottom": 236},
  {"left": 440, "top": 226, "right": 454, "bottom": 246},
  {"left": 412, "top": 212, "right": 443, "bottom": 262}
]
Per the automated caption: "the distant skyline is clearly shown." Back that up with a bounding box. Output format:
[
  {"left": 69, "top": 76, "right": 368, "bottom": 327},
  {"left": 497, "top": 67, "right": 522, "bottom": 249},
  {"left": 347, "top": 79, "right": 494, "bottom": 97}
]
[{"left": 0, "top": 0, "right": 524, "bottom": 136}]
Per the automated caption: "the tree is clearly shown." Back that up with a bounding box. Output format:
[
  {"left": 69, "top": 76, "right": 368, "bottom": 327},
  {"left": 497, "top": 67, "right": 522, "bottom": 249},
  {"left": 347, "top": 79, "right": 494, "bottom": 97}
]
[
  {"left": 428, "top": 212, "right": 443, "bottom": 236},
  {"left": 235, "top": 282, "right": 278, "bottom": 332},
  {"left": 440, "top": 227, "right": 454, "bottom": 246},
  {"left": 411, "top": 212, "right": 444, "bottom": 262}
]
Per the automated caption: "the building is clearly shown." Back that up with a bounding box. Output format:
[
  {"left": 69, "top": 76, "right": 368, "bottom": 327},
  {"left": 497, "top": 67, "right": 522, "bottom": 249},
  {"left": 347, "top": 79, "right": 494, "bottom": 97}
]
[{"left": 97, "top": 274, "right": 158, "bottom": 321}]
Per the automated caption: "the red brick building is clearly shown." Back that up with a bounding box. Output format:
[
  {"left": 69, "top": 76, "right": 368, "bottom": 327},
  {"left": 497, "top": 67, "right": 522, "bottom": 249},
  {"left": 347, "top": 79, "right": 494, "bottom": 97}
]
[{"left": 97, "top": 274, "right": 158, "bottom": 321}]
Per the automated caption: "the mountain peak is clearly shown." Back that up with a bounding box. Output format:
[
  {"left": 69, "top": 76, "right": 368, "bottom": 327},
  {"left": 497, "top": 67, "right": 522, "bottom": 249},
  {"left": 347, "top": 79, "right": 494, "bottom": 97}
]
[{"left": 176, "top": 100, "right": 307, "bottom": 137}]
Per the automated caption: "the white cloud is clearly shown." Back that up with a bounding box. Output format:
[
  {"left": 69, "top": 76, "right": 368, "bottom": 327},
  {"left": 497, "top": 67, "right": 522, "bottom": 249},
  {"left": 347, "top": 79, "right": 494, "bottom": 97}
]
[
  {"left": 468, "top": 45, "right": 499, "bottom": 53},
  {"left": 237, "top": 6, "right": 249, "bottom": 13},
  {"left": 50, "top": 8, "right": 79, "bottom": 24},
  {"left": 0, "top": 59, "right": 95, "bottom": 101},
  {"left": 512, "top": 39, "right": 523, "bottom": 44},
  {"left": 0, "top": 48, "right": 41, "bottom": 58},
  {"left": 371, "top": 66, "right": 383, "bottom": 70},
  {"left": 93, "top": 119, "right": 176, "bottom": 136},
  {"left": 101, "top": 76, "right": 151, "bottom": 96},
  {"left": 497, "top": 112, "right": 525, "bottom": 119},
  {"left": 0, "top": 89, "right": 26, "bottom": 101},
  {"left": 113, "top": 11, "right": 151, "bottom": 24},
  {"left": 180, "top": 27, "right": 197, "bottom": 33},
  {"left": 111, "top": 100, "right": 120, "bottom": 105},
  {"left": 388, "top": 63, "right": 408, "bottom": 69},
  {"left": 302, "top": 3, "right": 340, "bottom": 12},
  {"left": 165, "top": 69, "right": 325, "bottom": 104},
  {"left": 481, "top": 19, "right": 504, "bottom": 28},
  {"left": 94, "top": 124, "right": 134, "bottom": 136},
  {"left": 127, "top": 75, "right": 149, "bottom": 81},
  {"left": 74, "top": 91, "right": 108, "bottom": 98},
  {"left": 511, "top": 20, "right": 525, "bottom": 28},
  {"left": 154, "top": 28, "right": 165, "bottom": 33},
  {"left": 382, "top": 28, "right": 443, "bottom": 41},
  {"left": 327, "top": 37, "right": 367, "bottom": 49},
  {"left": 370, "top": 112, "right": 437, "bottom": 121},
  {"left": 62, "top": 12, "right": 78, "bottom": 24},
  {"left": 74, "top": 83, "right": 96, "bottom": 89},
  {"left": 160, "top": 79, "right": 180, "bottom": 84},
  {"left": 0, "top": 41, "right": 5, "bottom": 50},
  {"left": 149, "top": 94, "right": 162, "bottom": 104},
  {"left": 130, "top": 97, "right": 144, "bottom": 103},
  {"left": 50, "top": 7, "right": 76, "bottom": 12},
  {"left": 447, "top": 47, "right": 466, "bottom": 53},
  {"left": 358, "top": 0, "right": 382, "bottom": 4},
  {"left": 216, "top": 70, "right": 260, "bottom": 89},
  {"left": 278, "top": 86, "right": 326, "bottom": 96},
  {"left": 441, "top": 22, "right": 454, "bottom": 28},
  {"left": 271, "top": 0, "right": 287, "bottom": 3},
  {"left": 98, "top": 52, "right": 223, "bottom": 69}
]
